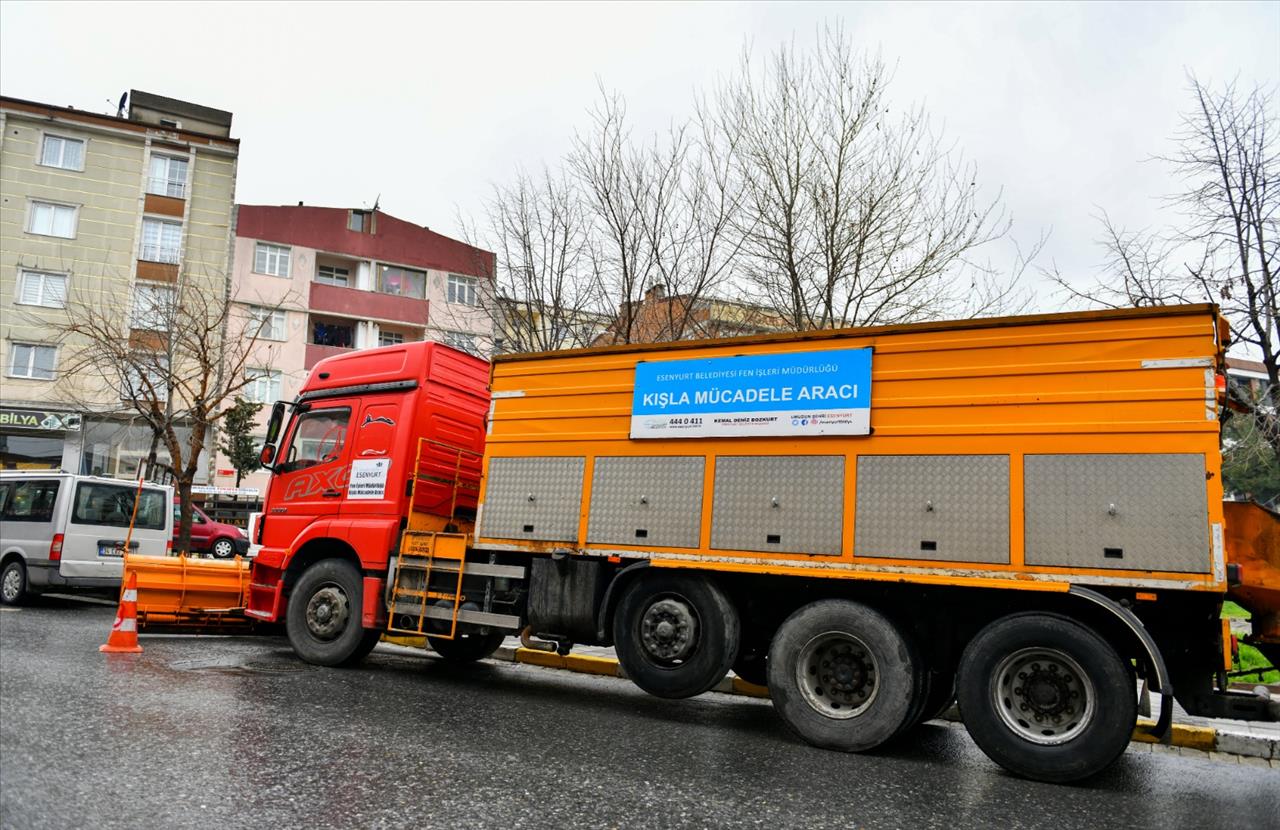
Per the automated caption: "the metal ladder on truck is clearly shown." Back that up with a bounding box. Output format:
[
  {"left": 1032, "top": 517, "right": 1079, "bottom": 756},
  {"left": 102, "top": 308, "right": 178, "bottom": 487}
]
[{"left": 385, "top": 439, "right": 523, "bottom": 638}]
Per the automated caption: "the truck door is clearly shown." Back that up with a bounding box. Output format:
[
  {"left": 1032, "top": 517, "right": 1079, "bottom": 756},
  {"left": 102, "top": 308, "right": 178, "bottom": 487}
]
[
  {"left": 340, "top": 399, "right": 402, "bottom": 519},
  {"left": 264, "top": 400, "right": 355, "bottom": 547}
]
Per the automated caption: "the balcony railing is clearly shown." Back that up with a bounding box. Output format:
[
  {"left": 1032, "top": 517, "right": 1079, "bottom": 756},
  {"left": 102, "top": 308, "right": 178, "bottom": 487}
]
[
  {"left": 146, "top": 177, "right": 187, "bottom": 199},
  {"left": 139, "top": 243, "right": 182, "bottom": 264}
]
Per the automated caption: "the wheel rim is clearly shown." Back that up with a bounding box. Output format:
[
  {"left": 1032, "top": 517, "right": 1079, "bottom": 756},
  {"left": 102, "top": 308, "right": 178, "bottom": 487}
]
[
  {"left": 304, "top": 584, "right": 350, "bottom": 641},
  {"left": 992, "top": 647, "right": 1096, "bottom": 745},
  {"left": 796, "top": 631, "right": 879, "bottom": 719},
  {"left": 2, "top": 567, "right": 19, "bottom": 601},
  {"left": 638, "top": 594, "right": 700, "bottom": 664},
  {"left": 213, "top": 540, "right": 233, "bottom": 558}
]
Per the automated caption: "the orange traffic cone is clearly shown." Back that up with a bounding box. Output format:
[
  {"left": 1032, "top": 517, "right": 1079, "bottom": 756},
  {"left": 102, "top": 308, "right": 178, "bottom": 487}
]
[{"left": 100, "top": 570, "right": 144, "bottom": 654}]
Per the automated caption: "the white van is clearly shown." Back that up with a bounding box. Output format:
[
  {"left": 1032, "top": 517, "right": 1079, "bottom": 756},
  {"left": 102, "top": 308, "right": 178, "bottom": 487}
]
[{"left": 0, "top": 471, "right": 173, "bottom": 605}]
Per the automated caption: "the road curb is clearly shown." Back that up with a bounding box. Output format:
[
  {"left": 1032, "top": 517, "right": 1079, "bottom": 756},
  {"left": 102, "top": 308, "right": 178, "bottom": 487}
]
[{"left": 480, "top": 643, "right": 1276, "bottom": 761}]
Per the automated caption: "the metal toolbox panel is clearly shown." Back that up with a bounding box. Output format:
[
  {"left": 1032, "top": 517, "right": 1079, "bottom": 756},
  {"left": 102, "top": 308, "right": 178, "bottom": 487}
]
[
  {"left": 855, "top": 455, "right": 1010, "bottom": 564},
  {"left": 587, "top": 457, "right": 705, "bottom": 548},
  {"left": 710, "top": 456, "right": 843, "bottom": 555},
  {"left": 1024, "top": 454, "right": 1210, "bottom": 573},
  {"left": 481, "top": 457, "right": 585, "bottom": 542}
]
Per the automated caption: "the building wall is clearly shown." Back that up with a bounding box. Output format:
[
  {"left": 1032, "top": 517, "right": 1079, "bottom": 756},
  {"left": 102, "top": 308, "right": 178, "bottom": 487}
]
[
  {"left": 217, "top": 205, "right": 496, "bottom": 494},
  {"left": 0, "top": 96, "right": 238, "bottom": 479}
]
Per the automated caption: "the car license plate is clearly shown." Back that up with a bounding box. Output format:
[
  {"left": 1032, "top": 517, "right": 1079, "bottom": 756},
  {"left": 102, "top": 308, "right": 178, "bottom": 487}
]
[{"left": 98, "top": 544, "right": 126, "bottom": 558}]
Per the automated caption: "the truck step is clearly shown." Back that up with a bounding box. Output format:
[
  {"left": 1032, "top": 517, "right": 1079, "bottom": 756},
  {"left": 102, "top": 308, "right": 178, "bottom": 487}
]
[
  {"left": 393, "top": 560, "right": 526, "bottom": 579},
  {"left": 388, "top": 602, "right": 521, "bottom": 630},
  {"left": 390, "top": 589, "right": 460, "bottom": 602}
]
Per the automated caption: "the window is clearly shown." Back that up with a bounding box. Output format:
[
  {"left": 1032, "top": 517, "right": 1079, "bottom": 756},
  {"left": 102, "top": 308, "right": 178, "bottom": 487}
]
[
  {"left": 72, "top": 481, "right": 166, "bottom": 530},
  {"left": 442, "top": 330, "right": 476, "bottom": 354},
  {"left": 28, "top": 201, "right": 77, "bottom": 238},
  {"left": 248, "top": 306, "right": 286, "bottom": 341},
  {"left": 447, "top": 274, "right": 479, "bottom": 306},
  {"left": 132, "top": 283, "right": 175, "bottom": 331},
  {"left": 123, "top": 357, "right": 170, "bottom": 402},
  {"left": 8, "top": 343, "right": 56, "bottom": 380},
  {"left": 378, "top": 330, "right": 405, "bottom": 347},
  {"left": 316, "top": 264, "right": 350, "bottom": 286},
  {"left": 159, "top": 118, "right": 181, "bottom": 129},
  {"left": 254, "top": 242, "right": 291, "bottom": 277},
  {"left": 1, "top": 480, "right": 60, "bottom": 523},
  {"left": 148, "top": 154, "right": 189, "bottom": 198},
  {"left": 40, "top": 134, "right": 85, "bottom": 170},
  {"left": 245, "top": 369, "right": 283, "bottom": 404},
  {"left": 140, "top": 217, "right": 183, "bottom": 263},
  {"left": 279, "top": 407, "right": 351, "bottom": 474},
  {"left": 348, "top": 210, "right": 371, "bottom": 233},
  {"left": 173, "top": 503, "right": 207, "bottom": 525},
  {"left": 312, "top": 320, "right": 354, "bottom": 348},
  {"left": 376, "top": 265, "right": 426, "bottom": 299},
  {"left": 17, "top": 270, "right": 68, "bottom": 309}
]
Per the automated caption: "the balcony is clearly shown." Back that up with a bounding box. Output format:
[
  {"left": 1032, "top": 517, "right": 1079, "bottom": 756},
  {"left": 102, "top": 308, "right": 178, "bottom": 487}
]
[
  {"left": 309, "top": 281, "right": 429, "bottom": 327},
  {"left": 305, "top": 343, "right": 353, "bottom": 370}
]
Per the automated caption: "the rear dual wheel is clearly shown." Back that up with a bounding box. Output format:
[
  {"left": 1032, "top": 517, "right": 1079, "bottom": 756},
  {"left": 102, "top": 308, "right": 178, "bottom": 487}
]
[
  {"left": 614, "top": 573, "right": 740, "bottom": 699},
  {"left": 956, "top": 613, "right": 1136, "bottom": 783},
  {"left": 768, "top": 600, "right": 922, "bottom": 752}
]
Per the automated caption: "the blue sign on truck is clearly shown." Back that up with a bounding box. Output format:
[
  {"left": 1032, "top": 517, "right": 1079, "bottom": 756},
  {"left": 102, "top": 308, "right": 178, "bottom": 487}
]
[{"left": 630, "top": 347, "right": 873, "bottom": 439}]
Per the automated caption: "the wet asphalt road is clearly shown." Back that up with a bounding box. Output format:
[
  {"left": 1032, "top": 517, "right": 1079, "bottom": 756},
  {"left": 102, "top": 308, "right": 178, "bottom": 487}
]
[{"left": 1, "top": 598, "right": 1276, "bottom": 830}]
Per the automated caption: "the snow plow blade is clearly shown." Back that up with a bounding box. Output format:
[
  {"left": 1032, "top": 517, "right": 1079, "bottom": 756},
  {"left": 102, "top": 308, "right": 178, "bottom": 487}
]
[
  {"left": 1224, "top": 501, "right": 1280, "bottom": 666},
  {"left": 124, "top": 554, "right": 256, "bottom": 633}
]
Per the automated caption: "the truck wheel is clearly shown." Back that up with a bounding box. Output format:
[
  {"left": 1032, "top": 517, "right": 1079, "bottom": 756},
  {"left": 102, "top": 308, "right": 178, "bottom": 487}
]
[
  {"left": 210, "top": 538, "right": 236, "bottom": 559},
  {"left": 768, "top": 599, "right": 921, "bottom": 752},
  {"left": 428, "top": 628, "right": 506, "bottom": 663},
  {"left": 286, "top": 559, "right": 373, "bottom": 667},
  {"left": 956, "top": 613, "right": 1136, "bottom": 783},
  {"left": 914, "top": 668, "right": 956, "bottom": 725},
  {"left": 1, "top": 560, "right": 28, "bottom": 606},
  {"left": 613, "top": 572, "right": 740, "bottom": 699},
  {"left": 733, "top": 644, "right": 769, "bottom": 687}
]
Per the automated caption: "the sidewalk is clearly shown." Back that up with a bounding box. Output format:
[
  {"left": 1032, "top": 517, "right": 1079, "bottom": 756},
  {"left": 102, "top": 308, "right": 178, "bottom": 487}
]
[{"left": 382, "top": 634, "right": 1280, "bottom": 764}]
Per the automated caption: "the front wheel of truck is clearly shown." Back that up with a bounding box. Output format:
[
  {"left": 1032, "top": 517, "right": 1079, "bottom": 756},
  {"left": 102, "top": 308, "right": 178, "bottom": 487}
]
[{"left": 287, "top": 558, "right": 375, "bottom": 667}]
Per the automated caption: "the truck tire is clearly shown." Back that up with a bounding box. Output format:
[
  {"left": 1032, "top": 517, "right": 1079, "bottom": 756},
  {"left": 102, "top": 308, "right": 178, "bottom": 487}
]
[
  {"left": 286, "top": 559, "right": 374, "bottom": 667},
  {"left": 733, "top": 644, "right": 769, "bottom": 687},
  {"left": 768, "top": 599, "right": 921, "bottom": 752},
  {"left": 1, "top": 559, "right": 28, "bottom": 606},
  {"left": 428, "top": 628, "right": 506, "bottom": 663},
  {"left": 956, "top": 613, "right": 1136, "bottom": 783},
  {"left": 914, "top": 668, "right": 956, "bottom": 726},
  {"left": 613, "top": 572, "right": 740, "bottom": 699}
]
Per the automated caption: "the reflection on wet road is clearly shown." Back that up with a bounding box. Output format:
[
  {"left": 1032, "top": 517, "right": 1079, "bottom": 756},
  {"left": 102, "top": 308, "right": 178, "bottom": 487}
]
[{"left": 1, "top": 597, "right": 1275, "bottom": 829}]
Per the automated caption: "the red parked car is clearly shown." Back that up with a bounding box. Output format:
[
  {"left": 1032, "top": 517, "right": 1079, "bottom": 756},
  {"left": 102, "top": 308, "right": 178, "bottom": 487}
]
[{"left": 172, "top": 501, "right": 249, "bottom": 559}]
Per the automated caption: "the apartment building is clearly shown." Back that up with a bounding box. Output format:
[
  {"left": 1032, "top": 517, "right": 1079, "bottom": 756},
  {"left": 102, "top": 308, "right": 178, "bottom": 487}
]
[
  {"left": 0, "top": 91, "right": 238, "bottom": 477},
  {"left": 592, "top": 284, "right": 789, "bottom": 346},
  {"left": 219, "top": 204, "right": 494, "bottom": 493}
]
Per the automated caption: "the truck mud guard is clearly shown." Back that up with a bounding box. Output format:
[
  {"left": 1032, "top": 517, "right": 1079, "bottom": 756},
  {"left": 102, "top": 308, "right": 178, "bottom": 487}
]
[
  {"left": 1067, "top": 584, "right": 1173, "bottom": 741},
  {"left": 595, "top": 560, "right": 650, "bottom": 643}
]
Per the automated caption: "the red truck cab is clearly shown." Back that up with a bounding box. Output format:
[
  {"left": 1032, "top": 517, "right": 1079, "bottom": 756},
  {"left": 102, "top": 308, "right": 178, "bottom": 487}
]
[{"left": 246, "top": 342, "right": 489, "bottom": 655}]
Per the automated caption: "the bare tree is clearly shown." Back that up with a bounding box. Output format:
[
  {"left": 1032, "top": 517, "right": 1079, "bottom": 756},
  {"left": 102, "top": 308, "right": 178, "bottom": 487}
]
[
  {"left": 463, "top": 166, "right": 606, "bottom": 353},
  {"left": 51, "top": 272, "right": 280, "bottom": 554},
  {"left": 707, "top": 26, "right": 1021, "bottom": 330},
  {"left": 1053, "top": 76, "right": 1278, "bottom": 455}
]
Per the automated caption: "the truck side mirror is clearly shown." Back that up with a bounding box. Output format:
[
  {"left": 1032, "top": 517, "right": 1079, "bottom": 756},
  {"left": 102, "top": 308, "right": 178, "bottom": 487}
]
[
  {"left": 260, "top": 445, "right": 276, "bottom": 468},
  {"left": 265, "top": 402, "right": 286, "bottom": 444}
]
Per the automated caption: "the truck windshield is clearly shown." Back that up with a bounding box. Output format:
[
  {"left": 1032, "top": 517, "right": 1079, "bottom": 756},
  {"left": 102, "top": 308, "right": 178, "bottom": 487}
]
[{"left": 277, "top": 408, "right": 350, "bottom": 474}]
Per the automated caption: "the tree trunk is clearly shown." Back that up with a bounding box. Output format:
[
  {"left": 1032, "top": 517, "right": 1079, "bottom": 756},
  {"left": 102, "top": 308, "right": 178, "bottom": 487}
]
[{"left": 175, "top": 478, "right": 194, "bottom": 557}]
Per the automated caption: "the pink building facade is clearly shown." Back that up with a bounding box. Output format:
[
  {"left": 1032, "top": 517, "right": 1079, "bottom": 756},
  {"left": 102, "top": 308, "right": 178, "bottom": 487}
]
[{"left": 212, "top": 204, "right": 495, "bottom": 495}]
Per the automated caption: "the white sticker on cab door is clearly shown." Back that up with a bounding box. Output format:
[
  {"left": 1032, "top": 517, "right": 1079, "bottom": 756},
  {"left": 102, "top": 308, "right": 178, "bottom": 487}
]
[{"left": 348, "top": 458, "right": 391, "bottom": 499}]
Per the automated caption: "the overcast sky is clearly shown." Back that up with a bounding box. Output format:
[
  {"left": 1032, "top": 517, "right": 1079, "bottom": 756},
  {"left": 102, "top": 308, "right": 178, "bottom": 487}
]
[{"left": 2, "top": 1, "right": 1277, "bottom": 310}]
